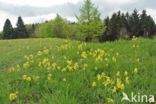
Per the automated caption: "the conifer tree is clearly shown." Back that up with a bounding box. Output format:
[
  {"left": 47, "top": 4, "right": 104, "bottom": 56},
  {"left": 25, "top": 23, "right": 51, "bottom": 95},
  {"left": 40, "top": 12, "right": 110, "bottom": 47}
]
[{"left": 3, "top": 19, "right": 14, "bottom": 39}]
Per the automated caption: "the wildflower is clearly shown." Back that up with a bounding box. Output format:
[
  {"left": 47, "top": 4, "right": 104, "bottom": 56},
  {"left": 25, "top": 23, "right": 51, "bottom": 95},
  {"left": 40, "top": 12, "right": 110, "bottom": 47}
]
[
  {"left": 43, "top": 49, "right": 49, "bottom": 54},
  {"left": 104, "top": 58, "right": 109, "bottom": 62},
  {"left": 23, "top": 75, "right": 27, "bottom": 80},
  {"left": 48, "top": 74, "right": 52, "bottom": 80},
  {"left": 92, "top": 82, "right": 96, "bottom": 87},
  {"left": 73, "top": 63, "right": 79, "bottom": 70},
  {"left": 112, "top": 56, "right": 116, "bottom": 62},
  {"left": 81, "top": 52, "right": 87, "bottom": 59},
  {"left": 57, "top": 66, "right": 61, "bottom": 70},
  {"left": 116, "top": 71, "right": 120, "bottom": 76},
  {"left": 125, "top": 77, "right": 129, "bottom": 85},
  {"left": 16, "top": 64, "right": 20, "bottom": 69},
  {"left": 66, "top": 60, "right": 72, "bottom": 65},
  {"left": 134, "top": 68, "right": 138, "bottom": 73},
  {"left": 62, "top": 68, "right": 66, "bottom": 72},
  {"left": 26, "top": 77, "right": 31, "bottom": 81},
  {"left": 83, "top": 63, "right": 88, "bottom": 70},
  {"left": 23, "top": 62, "right": 29, "bottom": 68},
  {"left": 9, "top": 93, "right": 17, "bottom": 101},
  {"left": 107, "top": 98, "right": 114, "bottom": 103},
  {"left": 132, "top": 44, "right": 136, "bottom": 48},
  {"left": 97, "top": 74, "right": 102, "bottom": 80},
  {"left": 9, "top": 67, "right": 15, "bottom": 72},
  {"left": 116, "top": 52, "right": 119, "bottom": 56},
  {"left": 37, "top": 51, "right": 42, "bottom": 56},
  {"left": 51, "top": 56, "right": 54, "bottom": 60},
  {"left": 120, "top": 84, "right": 125, "bottom": 90},
  {"left": 105, "top": 63, "right": 109, "bottom": 67},
  {"left": 124, "top": 71, "right": 128, "bottom": 76},
  {"left": 38, "top": 62, "right": 42, "bottom": 67},
  {"left": 66, "top": 65, "right": 72, "bottom": 71},
  {"left": 112, "top": 86, "right": 116, "bottom": 93}
]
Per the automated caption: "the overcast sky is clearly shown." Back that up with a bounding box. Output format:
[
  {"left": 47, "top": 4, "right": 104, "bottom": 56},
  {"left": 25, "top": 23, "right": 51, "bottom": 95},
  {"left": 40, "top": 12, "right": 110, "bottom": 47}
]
[{"left": 0, "top": 0, "right": 156, "bottom": 30}]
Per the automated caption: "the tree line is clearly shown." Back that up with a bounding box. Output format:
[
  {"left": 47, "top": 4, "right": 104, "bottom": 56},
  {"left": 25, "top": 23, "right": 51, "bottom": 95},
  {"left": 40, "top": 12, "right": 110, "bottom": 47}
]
[{"left": 1, "top": 0, "right": 156, "bottom": 41}]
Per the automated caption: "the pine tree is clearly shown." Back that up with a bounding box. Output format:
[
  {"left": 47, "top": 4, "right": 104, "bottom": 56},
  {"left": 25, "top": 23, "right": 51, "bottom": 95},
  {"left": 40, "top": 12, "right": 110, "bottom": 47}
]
[
  {"left": 76, "top": 0, "right": 106, "bottom": 41},
  {"left": 16, "top": 16, "right": 28, "bottom": 38},
  {"left": 3, "top": 19, "right": 14, "bottom": 39}
]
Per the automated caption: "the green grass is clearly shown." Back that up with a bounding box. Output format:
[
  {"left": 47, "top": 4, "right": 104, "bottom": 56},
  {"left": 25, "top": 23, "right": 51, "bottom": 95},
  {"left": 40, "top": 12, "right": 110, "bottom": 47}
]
[{"left": 0, "top": 38, "right": 155, "bottom": 104}]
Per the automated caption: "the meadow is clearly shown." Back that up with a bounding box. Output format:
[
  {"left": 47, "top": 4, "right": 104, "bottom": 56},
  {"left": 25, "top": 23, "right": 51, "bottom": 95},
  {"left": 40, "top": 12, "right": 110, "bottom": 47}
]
[{"left": 0, "top": 37, "right": 155, "bottom": 104}]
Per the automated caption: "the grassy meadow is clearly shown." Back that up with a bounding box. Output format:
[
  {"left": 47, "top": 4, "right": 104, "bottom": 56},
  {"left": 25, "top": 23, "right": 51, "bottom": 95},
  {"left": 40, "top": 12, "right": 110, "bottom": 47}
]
[{"left": 0, "top": 37, "right": 155, "bottom": 104}]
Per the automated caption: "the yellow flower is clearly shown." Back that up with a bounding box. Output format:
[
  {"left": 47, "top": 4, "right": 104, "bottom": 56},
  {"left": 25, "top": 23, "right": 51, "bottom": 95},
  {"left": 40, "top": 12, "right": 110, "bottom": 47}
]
[
  {"left": 104, "top": 58, "right": 108, "bottom": 62},
  {"left": 124, "top": 71, "right": 128, "bottom": 76},
  {"left": 132, "top": 44, "right": 136, "bottom": 48},
  {"left": 116, "top": 52, "right": 119, "bottom": 56},
  {"left": 9, "top": 93, "right": 17, "bottom": 101},
  {"left": 125, "top": 77, "right": 130, "bottom": 85},
  {"left": 9, "top": 67, "right": 15, "bottom": 72},
  {"left": 37, "top": 51, "right": 42, "bottom": 56},
  {"left": 112, "top": 86, "right": 116, "bottom": 93},
  {"left": 134, "top": 68, "right": 138, "bottom": 73},
  {"left": 51, "top": 56, "right": 54, "bottom": 60},
  {"left": 66, "top": 60, "right": 72, "bottom": 65},
  {"left": 26, "top": 77, "right": 31, "bottom": 81},
  {"left": 112, "top": 56, "right": 116, "bottom": 62},
  {"left": 107, "top": 98, "right": 114, "bottom": 103},
  {"left": 81, "top": 52, "right": 87, "bottom": 59},
  {"left": 62, "top": 68, "right": 66, "bottom": 72},
  {"left": 38, "top": 62, "right": 42, "bottom": 67},
  {"left": 48, "top": 74, "right": 52, "bottom": 80},
  {"left": 23, "top": 62, "right": 29, "bottom": 68},
  {"left": 83, "top": 63, "right": 88, "bottom": 70},
  {"left": 105, "top": 63, "right": 109, "bottom": 67},
  {"left": 120, "top": 84, "right": 125, "bottom": 90},
  {"left": 116, "top": 71, "right": 120, "bottom": 76},
  {"left": 92, "top": 82, "right": 96, "bottom": 87},
  {"left": 43, "top": 49, "right": 49, "bottom": 54},
  {"left": 23, "top": 75, "right": 27, "bottom": 80},
  {"left": 16, "top": 64, "right": 20, "bottom": 69},
  {"left": 57, "top": 66, "right": 61, "bottom": 70},
  {"left": 97, "top": 74, "right": 102, "bottom": 80},
  {"left": 73, "top": 63, "right": 79, "bottom": 70}
]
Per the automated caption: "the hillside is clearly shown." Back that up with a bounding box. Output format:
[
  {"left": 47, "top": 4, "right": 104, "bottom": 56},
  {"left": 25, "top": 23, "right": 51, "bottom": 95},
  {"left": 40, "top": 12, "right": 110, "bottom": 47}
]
[{"left": 0, "top": 38, "right": 155, "bottom": 103}]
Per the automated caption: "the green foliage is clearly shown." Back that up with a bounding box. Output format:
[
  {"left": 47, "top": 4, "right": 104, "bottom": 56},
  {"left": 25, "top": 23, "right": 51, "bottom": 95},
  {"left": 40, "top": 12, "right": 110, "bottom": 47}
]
[
  {"left": 16, "top": 16, "right": 28, "bottom": 38},
  {"left": 2, "top": 19, "right": 14, "bottom": 39},
  {"left": 0, "top": 38, "right": 155, "bottom": 103},
  {"left": 76, "top": 0, "right": 106, "bottom": 41}
]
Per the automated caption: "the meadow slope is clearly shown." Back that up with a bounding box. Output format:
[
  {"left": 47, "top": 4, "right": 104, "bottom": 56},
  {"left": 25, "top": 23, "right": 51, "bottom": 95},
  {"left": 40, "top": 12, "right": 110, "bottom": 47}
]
[{"left": 0, "top": 38, "right": 155, "bottom": 104}]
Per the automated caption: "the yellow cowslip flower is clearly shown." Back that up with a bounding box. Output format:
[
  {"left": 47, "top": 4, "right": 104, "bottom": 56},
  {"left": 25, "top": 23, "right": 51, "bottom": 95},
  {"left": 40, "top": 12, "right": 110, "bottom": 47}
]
[
  {"left": 120, "top": 84, "right": 125, "bottom": 90},
  {"left": 16, "top": 64, "right": 20, "bottom": 69},
  {"left": 112, "top": 56, "right": 116, "bottom": 62},
  {"left": 97, "top": 74, "right": 102, "bottom": 80},
  {"left": 38, "top": 62, "right": 42, "bottom": 67},
  {"left": 43, "top": 49, "right": 49, "bottom": 54},
  {"left": 116, "top": 71, "right": 120, "bottom": 76},
  {"left": 83, "top": 63, "right": 88, "bottom": 70},
  {"left": 37, "top": 51, "right": 42, "bottom": 56},
  {"left": 124, "top": 71, "right": 128, "bottom": 76},
  {"left": 103, "top": 81, "right": 109, "bottom": 87},
  {"left": 23, "top": 75, "right": 27, "bottom": 80},
  {"left": 48, "top": 74, "right": 52, "bottom": 80},
  {"left": 134, "top": 68, "right": 138, "bottom": 73},
  {"left": 73, "top": 63, "right": 79, "bottom": 70},
  {"left": 29, "top": 54, "right": 33, "bottom": 58},
  {"left": 112, "top": 86, "right": 116, "bottom": 93},
  {"left": 125, "top": 77, "right": 129, "bottom": 85},
  {"left": 23, "top": 62, "right": 29, "bottom": 68},
  {"left": 9, "top": 67, "right": 15, "bottom": 72},
  {"left": 66, "top": 65, "right": 72, "bottom": 71},
  {"left": 92, "top": 82, "right": 96, "bottom": 87},
  {"left": 132, "top": 44, "right": 136, "bottom": 48},
  {"left": 26, "top": 77, "right": 31, "bottom": 81},
  {"left": 116, "top": 52, "right": 119, "bottom": 56},
  {"left": 107, "top": 98, "right": 114, "bottom": 103},
  {"left": 9, "top": 93, "right": 17, "bottom": 101},
  {"left": 57, "top": 66, "right": 61, "bottom": 70},
  {"left": 66, "top": 60, "right": 72, "bottom": 65},
  {"left": 81, "top": 52, "right": 87, "bottom": 59},
  {"left": 61, "top": 68, "right": 66, "bottom": 72}
]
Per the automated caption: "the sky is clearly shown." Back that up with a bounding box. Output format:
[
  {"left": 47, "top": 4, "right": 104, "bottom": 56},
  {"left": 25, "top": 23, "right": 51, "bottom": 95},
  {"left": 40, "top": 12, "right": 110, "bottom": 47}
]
[{"left": 0, "top": 0, "right": 156, "bottom": 30}]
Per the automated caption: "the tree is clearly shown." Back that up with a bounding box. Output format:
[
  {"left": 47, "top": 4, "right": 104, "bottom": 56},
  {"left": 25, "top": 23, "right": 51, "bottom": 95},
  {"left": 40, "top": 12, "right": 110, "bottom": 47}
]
[
  {"left": 16, "top": 16, "right": 28, "bottom": 38},
  {"left": 128, "top": 9, "right": 140, "bottom": 37},
  {"left": 3, "top": 19, "right": 14, "bottom": 39},
  {"left": 53, "top": 14, "right": 70, "bottom": 38},
  {"left": 76, "top": 0, "right": 106, "bottom": 41}
]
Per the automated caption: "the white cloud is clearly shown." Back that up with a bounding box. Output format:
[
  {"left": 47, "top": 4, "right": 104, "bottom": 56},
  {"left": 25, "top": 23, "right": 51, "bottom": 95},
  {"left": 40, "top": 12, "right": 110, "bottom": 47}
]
[
  {"left": 105, "top": 0, "right": 139, "bottom": 4},
  {"left": 0, "top": 0, "right": 82, "bottom": 7}
]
